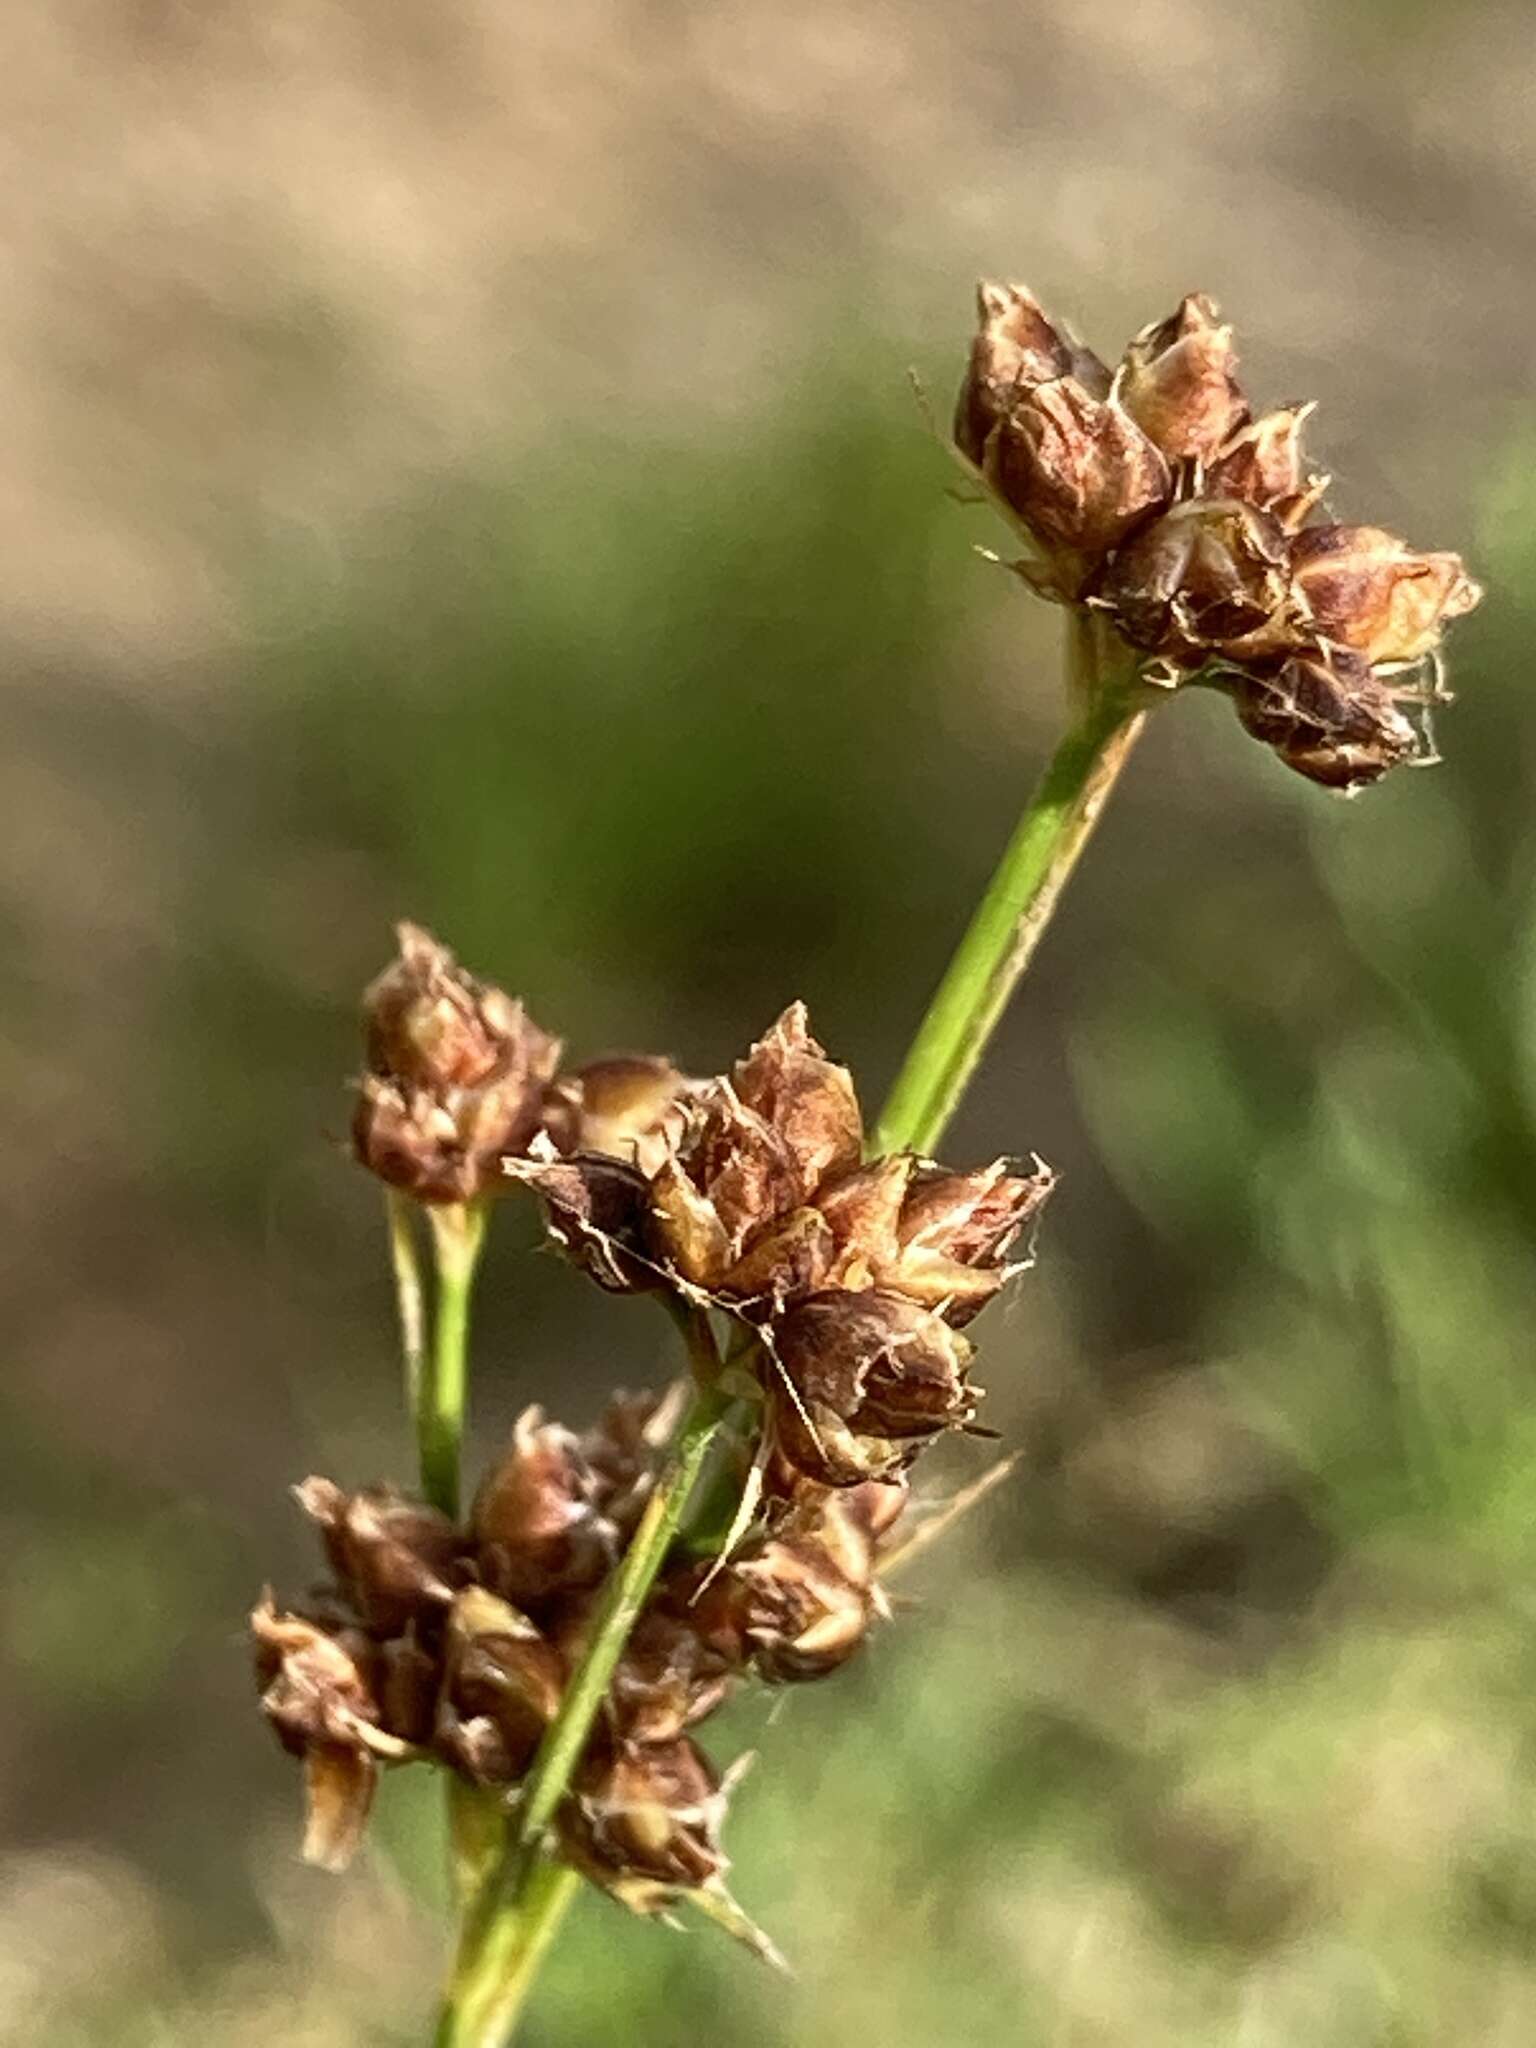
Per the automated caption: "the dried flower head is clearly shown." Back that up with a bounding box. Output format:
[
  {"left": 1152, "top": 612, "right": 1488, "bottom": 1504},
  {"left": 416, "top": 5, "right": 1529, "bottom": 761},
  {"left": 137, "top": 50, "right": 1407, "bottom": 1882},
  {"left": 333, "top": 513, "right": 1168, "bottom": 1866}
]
[
  {"left": 294, "top": 1477, "right": 463, "bottom": 1634},
  {"left": 767, "top": 1288, "right": 979, "bottom": 1487},
  {"left": 557, "top": 1737, "right": 729, "bottom": 1911},
  {"left": 1229, "top": 650, "right": 1420, "bottom": 792},
  {"left": 1289, "top": 524, "right": 1483, "bottom": 668},
  {"left": 1116, "top": 293, "right": 1249, "bottom": 466},
  {"left": 251, "top": 1600, "right": 414, "bottom": 1871},
  {"left": 471, "top": 1408, "right": 612, "bottom": 1607},
  {"left": 352, "top": 924, "right": 561, "bottom": 1204},
  {"left": 435, "top": 1586, "right": 565, "bottom": 1786},
  {"left": 952, "top": 282, "right": 1481, "bottom": 790}
]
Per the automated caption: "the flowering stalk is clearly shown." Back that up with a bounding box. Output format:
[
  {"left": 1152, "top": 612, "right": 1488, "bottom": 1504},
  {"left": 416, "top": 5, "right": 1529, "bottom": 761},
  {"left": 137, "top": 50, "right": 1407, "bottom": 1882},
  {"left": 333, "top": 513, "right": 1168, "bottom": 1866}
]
[
  {"left": 874, "top": 611, "right": 1147, "bottom": 1157},
  {"left": 436, "top": 624, "right": 1149, "bottom": 2045},
  {"left": 252, "top": 280, "right": 1483, "bottom": 2048},
  {"left": 420, "top": 1203, "right": 488, "bottom": 1520},
  {"left": 387, "top": 1195, "right": 496, "bottom": 1901},
  {"left": 385, "top": 1191, "right": 428, "bottom": 1418},
  {"left": 439, "top": 1324, "right": 731, "bottom": 2048}
]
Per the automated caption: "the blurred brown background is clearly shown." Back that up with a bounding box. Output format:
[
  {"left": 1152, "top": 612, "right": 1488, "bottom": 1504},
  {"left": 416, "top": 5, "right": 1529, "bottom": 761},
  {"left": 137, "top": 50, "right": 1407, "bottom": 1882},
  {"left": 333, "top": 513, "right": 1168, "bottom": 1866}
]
[{"left": 5, "top": 2, "right": 1535, "bottom": 2042}]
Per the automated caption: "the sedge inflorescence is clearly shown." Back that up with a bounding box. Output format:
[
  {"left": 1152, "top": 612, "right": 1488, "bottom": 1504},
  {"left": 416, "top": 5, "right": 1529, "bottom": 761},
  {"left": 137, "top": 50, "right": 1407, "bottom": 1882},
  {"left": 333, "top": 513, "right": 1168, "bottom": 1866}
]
[
  {"left": 254, "top": 926, "right": 1051, "bottom": 1927},
  {"left": 956, "top": 284, "right": 1481, "bottom": 790}
]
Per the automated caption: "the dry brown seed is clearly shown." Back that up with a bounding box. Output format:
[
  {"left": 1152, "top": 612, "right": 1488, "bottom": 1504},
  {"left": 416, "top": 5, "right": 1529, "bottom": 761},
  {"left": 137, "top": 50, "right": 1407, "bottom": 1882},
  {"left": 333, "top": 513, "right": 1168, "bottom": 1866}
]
[
  {"left": 472, "top": 1408, "right": 612, "bottom": 1606},
  {"left": 953, "top": 280, "right": 1093, "bottom": 463},
  {"left": 558, "top": 1737, "right": 727, "bottom": 1902},
  {"left": 293, "top": 1478, "right": 462, "bottom": 1634},
  {"left": 885, "top": 1157, "right": 1054, "bottom": 1324},
  {"left": 768, "top": 1289, "right": 978, "bottom": 1487},
  {"left": 1100, "top": 499, "right": 1297, "bottom": 668},
  {"left": 541, "top": 1054, "right": 688, "bottom": 1175},
  {"left": 352, "top": 924, "right": 561, "bottom": 1203},
  {"left": 1230, "top": 649, "right": 1420, "bottom": 792},
  {"left": 1290, "top": 524, "right": 1481, "bottom": 666},
  {"left": 1117, "top": 293, "right": 1249, "bottom": 465},
  {"left": 731, "top": 1004, "right": 864, "bottom": 1201},
  {"left": 1205, "top": 405, "right": 1329, "bottom": 532},
  {"left": 507, "top": 1150, "right": 660, "bottom": 1293},
  {"left": 251, "top": 1599, "right": 413, "bottom": 1870},
  {"left": 989, "top": 378, "right": 1171, "bottom": 566},
  {"left": 435, "top": 1586, "right": 565, "bottom": 1785},
  {"left": 606, "top": 1603, "right": 742, "bottom": 1745}
]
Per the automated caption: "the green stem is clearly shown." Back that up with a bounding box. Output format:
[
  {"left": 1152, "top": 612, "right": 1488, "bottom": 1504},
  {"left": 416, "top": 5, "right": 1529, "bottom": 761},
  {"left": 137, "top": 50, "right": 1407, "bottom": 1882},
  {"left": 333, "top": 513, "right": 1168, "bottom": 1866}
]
[
  {"left": 433, "top": 614, "right": 1152, "bottom": 2045},
  {"left": 420, "top": 1202, "right": 488, "bottom": 1520},
  {"left": 873, "top": 616, "right": 1147, "bottom": 1158},
  {"left": 437, "top": 1320, "right": 731, "bottom": 2048},
  {"left": 436, "top": 1861, "right": 582, "bottom": 2048},
  {"left": 385, "top": 1191, "right": 428, "bottom": 1415}
]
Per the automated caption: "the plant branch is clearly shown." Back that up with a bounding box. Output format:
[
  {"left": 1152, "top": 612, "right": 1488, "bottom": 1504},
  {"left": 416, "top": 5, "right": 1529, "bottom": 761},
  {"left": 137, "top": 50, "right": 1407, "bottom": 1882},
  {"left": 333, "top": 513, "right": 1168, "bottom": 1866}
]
[
  {"left": 433, "top": 612, "right": 1154, "bottom": 2045},
  {"left": 385, "top": 1190, "right": 428, "bottom": 1415},
  {"left": 420, "top": 1202, "right": 488, "bottom": 1520},
  {"left": 873, "top": 615, "right": 1147, "bottom": 1158},
  {"left": 436, "top": 1311, "right": 732, "bottom": 2048}
]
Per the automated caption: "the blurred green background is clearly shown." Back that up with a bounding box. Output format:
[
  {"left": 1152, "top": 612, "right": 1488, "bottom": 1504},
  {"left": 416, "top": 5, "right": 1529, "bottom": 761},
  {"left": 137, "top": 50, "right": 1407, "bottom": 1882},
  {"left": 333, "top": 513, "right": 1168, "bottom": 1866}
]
[{"left": 5, "top": 1, "right": 1535, "bottom": 2041}]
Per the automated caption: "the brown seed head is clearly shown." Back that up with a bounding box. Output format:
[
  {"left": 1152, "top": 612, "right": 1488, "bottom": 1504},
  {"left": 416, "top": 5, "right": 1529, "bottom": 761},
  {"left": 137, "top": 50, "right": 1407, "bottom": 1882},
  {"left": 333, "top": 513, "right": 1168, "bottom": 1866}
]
[
  {"left": 1099, "top": 498, "right": 1297, "bottom": 669},
  {"left": 1117, "top": 293, "right": 1249, "bottom": 466},
  {"left": 647, "top": 1007, "right": 861, "bottom": 1311},
  {"left": 352, "top": 924, "right": 562, "bottom": 1204},
  {"left": 1229, "top": 649, "right": 1420, "bottom": 792},
  {"left": 541, "top": 1055, "right": 689, "bottom": 1176},
  {"left": 472, "top": 1407, "right": 613, "bottom": 1606},
  {"left": 989, "top": 378, "right": 1172, "bottom": 570},
  {"left": 558, "top": 1737, "right": 727, "bottom": 1906},
  {"left": 769, "top": 1289, "right": 978, "bottom": 1487},
  {"left": 1290, "top": 524, "right": 1482, "bottom": 667},
  {"left": 954, "top": 280, "right": 1107, "bottom": 463},
  {"left": 251, "top": 1599, "right": 413, "bottom": 1871},
  {"left": 605, "top": 1600, "right": 742, "bottom": 1744},
  {"left": 293, "top": 1477, "right": 462, "bottom": 1635},
  {"left": 435, "top": 1586, "right": 565, "bottom": 1785},
  {"left": 1205, "top": 405, "right": 1329, "bottom": 532}
]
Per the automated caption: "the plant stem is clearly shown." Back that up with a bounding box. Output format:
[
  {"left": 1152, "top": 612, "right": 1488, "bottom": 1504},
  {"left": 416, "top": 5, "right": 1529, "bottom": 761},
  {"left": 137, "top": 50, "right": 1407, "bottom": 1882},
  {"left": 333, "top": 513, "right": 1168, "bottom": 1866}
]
[
  {"left": 420, "top": 1202, "right": 488, "bottom": 1520},
  {"left": 873, "top": 616, "right": 1147, "bottom": 1158},
  {"left": 385, "top": 1191, "right": 428, "bottom": 1415},
  {"left": 434, "top": 616, "right": 1153, "bottom": 2045},
  {"left": 436, "top": 1860, "right": 582, "bottom": 2048},
  {"left": 437, "top": 1318, "right": 731, "bottom": 2048}
]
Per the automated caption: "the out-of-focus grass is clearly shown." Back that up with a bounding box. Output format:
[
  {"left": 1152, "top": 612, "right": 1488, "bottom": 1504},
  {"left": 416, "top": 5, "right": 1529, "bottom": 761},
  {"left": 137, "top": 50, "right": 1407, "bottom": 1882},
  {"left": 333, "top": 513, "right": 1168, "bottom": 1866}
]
[{"left": 10, "top": 332, "right": 1535, "bottom": 2048}]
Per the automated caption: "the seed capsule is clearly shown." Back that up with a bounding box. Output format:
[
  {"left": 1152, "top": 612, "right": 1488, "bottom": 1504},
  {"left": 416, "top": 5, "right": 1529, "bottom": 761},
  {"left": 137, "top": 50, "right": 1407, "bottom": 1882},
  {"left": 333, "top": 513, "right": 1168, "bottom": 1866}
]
[
  {"left": 293, "top": 1477, "right": 462, "bottom": 1634},
  {"left": 988, "top": 379, "right": 1172, "bottom": 567},
  {"left": 472, "top": 1408, "right": 612, "bottom": 1606},
  {"left": 768, "top": 1289, "right": 979, "bottom": 1487},
  {"left": 1099, "top": 499, "right": 1296, "bottom": 669},
  {"left": 1229, "top": 650, "right": 1420, "bottom": 792},
  {"left": 1289, "top": 524, "right": 1481, "bottom": 667},
  {"left": 251, "top": 1600, "right": 413, "bottom": 1871},
  {"left": 435, "top": 1587, "right": 565, "bottom": 1786},
  {"left": 352, "top": 924, "right": 562, "bottom": 1204},
  {"left": 558, "top": 1737, "right": 728, "bottom": 1905},
  {"left": 1117, "top": 294, "right": 1249, "bottom": 465},
  {"left": 1205, "top": 405, "right": 1328, "bottom": 532}
]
